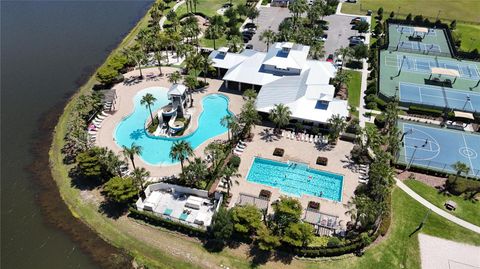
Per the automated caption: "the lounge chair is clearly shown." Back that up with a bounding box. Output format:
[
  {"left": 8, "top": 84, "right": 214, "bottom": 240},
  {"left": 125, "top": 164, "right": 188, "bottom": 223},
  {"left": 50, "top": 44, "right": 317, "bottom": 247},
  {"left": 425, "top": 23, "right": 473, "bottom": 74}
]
[
  {"left": 314, "top": 135, "right": 319, "bottom": 143},
  {"left": 304, "top": 134, "right": 308, "bottom": 142},
  {"left": 358, "top": 178, "right": 368, "bottom": 184},
  {"left": 309, "top": 135, "right": 313, "bottom": 143},
  {"left": 235, "top": 146, "right": 244, "bottom": 152},
  {"left": 233, "top": 149, "right": 243, "bottom": 156},
  {"left": 239, "top": 140, "right": 247, "bottom": 146},
  {"left": 237, "top": 143, "right": 246, "bottom": 149}
]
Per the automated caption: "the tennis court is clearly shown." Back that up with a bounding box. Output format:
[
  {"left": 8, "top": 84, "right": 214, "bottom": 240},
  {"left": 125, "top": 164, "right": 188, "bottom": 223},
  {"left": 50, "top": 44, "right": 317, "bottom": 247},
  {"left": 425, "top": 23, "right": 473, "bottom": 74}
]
[
  {"left": 384, "top": 54, "right": 480, "bottom": 79},
  {"left": 399, "top": 82, "right": 480, "bottom": 112},
  {"left": 395, "top": 25, "right": 436, "bottom": 36},
  {"left": 397, "top": 41, "right": 441, "bottom": 53},
  {"left": 398, "top": 121, "right": 480, "bottom": 177}
]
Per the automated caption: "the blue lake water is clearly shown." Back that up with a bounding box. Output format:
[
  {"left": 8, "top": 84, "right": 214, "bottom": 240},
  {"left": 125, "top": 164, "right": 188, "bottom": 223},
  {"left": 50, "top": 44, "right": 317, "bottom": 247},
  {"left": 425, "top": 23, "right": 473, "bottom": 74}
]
[
  {"left": 115, "top": 87, "right": 231, "bottom": 165},
  {"left": 246, "top": 157, "right": 344, "bottom": 202}
]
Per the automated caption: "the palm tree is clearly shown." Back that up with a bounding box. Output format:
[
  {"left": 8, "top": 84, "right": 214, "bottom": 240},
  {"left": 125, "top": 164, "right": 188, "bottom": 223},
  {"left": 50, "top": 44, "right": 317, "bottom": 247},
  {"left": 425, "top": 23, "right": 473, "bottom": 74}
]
[
  {"left": 168, "top": 71, "right": 182, "bottom": 84},
  {"left": 309, "top": 42, "right": 325, "bottom": 60},
  {"left": 192, "top": 0, "right": 198, "bottom": 13},
  {"left": 227, "top": 35, "right": 243, "bottom": 53},
  {"left": 169, "top": 140, "right": 194, "bottom": 171},
  {"left": 243, "top": 88, "right": 257, "bottom": 100},
  {"left": 131, "top": 167, "right": 150, "bottom": 195},
  {"left": 185, "top": 53, "right": 202, "bottom": 78},
  {"left": 335, "top": 46, "right": 352, "bottom": 68},
  {"left": 105, "top": 150, "right": 126, "bottom": 178},
  {"left": 239, "top": 100, "right": 261, "bottom": 137},
  {"left": 288, "top": 0, "right": 308, "bottom": 28},
  {"left": 122, "top": 46, "right": 146, "bottom": 78},
  {"left": 180, "top": 157, "right": 208, "bottom": 187},
  {"left": 327, "top": 114, "right": 346, "bottom": 144},
  {"left": 205, "top": 25, "right": 222, "bottom": 50},
  {"left": 259, "top": 29, "right": 275, "bottom": 52},
  {"left": 121, "top": 143, "right": 142, "bottom": 170},
  {"left": 166, "top": 10, "right": 179, "bottom": 31},
  {"left": 140, "top": 93, "right": 157, "bottom": 123},
  {"left": 333, "top": 69, "right": 351, "bottom": 90},
  {"left": 201, "top": 55, "right": 214, "bottom": 83},
  {"left": 183, "top": 74, "right": 197, "bottom": 104},
  {"left": 220, "top": 114, "right": 237, "bottom": 141},
  {"left": 269, "top": 104, "right": 291, "bottom": 132},
  {"left": 220, "top": 165, "right": 240, "bottom": 196},
  {"left": 451, "top": 161, "right": 470, "bottom": 182}
]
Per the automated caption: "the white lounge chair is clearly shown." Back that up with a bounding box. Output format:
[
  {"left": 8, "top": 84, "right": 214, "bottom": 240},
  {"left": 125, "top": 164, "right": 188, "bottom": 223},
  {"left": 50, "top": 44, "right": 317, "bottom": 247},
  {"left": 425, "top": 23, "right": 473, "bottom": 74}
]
[
  {"left": 358, "top": 178, "right": 368, "bottom": 184},
  {"left": 233, "top": 149, "right": 243, "bottom": 156},
  {"left": 239, "top": 140, "right": 247, "bottom": 146},
  {"left": 237, "top": 143, "right": 246, "bottom": 149},
  {"left": 309, "top": 135, "right": 314, "bottom": 143},
  {"left": 235, "top": 146, "right": 244, "bottom": 152}
]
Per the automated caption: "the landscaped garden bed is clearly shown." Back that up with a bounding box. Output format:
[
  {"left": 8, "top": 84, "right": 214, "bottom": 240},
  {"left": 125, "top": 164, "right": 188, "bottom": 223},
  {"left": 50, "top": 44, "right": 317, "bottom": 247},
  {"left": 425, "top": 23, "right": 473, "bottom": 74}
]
[
  {"left": 273, "top": 148, "right": 284, "bottom": 157},
  {"left": 316, "top": 156, "right": 328, "bottom": 166}
]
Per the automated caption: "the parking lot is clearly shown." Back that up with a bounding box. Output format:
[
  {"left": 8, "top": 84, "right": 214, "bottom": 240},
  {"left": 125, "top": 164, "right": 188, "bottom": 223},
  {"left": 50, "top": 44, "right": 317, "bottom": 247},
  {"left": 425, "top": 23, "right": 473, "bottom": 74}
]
[
  {"left": 245, "top": 6, "right": 290, "bottom": 52},
  {"left": 322, "top": 14, "right": 362, "bottom": 58}
]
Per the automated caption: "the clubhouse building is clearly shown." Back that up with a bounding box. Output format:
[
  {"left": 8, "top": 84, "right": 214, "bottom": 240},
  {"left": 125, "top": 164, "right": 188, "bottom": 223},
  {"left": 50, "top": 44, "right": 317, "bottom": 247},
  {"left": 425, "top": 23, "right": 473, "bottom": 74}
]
[{"left": 209, "top": 42, "right": 349, "bottom": 125}]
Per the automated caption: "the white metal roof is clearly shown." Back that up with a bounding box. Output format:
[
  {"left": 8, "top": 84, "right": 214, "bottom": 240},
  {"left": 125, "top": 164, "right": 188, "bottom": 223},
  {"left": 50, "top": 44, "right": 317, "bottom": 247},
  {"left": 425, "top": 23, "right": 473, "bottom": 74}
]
[
  {"left": 208, "top": 50, "right": 255, "bottom": 70},
  {"left": 168, "top": 84, "right": 187, "bottom": 95},
  {"left": 263, "top": 42, "right": 309, "bottom": 70}
]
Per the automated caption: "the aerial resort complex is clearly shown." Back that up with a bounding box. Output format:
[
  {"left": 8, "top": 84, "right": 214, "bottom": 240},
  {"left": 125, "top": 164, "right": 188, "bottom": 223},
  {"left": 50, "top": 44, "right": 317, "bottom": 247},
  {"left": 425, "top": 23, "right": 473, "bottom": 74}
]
[{"left": 46, "top": 0, "right": 480, "bottom": 268}]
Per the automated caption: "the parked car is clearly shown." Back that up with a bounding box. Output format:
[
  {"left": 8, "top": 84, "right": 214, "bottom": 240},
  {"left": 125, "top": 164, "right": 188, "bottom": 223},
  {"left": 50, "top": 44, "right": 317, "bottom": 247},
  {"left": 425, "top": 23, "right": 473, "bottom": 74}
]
[
  {"left": 244, "top": 23, "right": 257, "bottom": 29},
  {"left": 350, "top": 17, "right": 366, "bottom": 24},
  {"left": 243, "top": 36, "right": 250, "bottom": 43},
  {"left": 245, "top": 44, "right": 253, "bottom": 49},
  {"left": 320, "top": 34, "right": 328, "bottom": 41},
  {"left": 346, "top": 0, "right": 357, "bottom": 2},
  {"left": 335, "top": 59, "right": 343, "bottom": 68},
  {"left": 242, "top": 31, "right": 254, "bottom": 38},
  {"left": 326, "top": 54, "right": 334, "bottom": 63},
  {"left": 350, "top": 35, "right": 366, "bottom": 41},
  {"left": 321, "top": 24, "right": 329, "bottom": 31},
  {"left": 349, "top": 39, "right": 363, "bottom": 46}
]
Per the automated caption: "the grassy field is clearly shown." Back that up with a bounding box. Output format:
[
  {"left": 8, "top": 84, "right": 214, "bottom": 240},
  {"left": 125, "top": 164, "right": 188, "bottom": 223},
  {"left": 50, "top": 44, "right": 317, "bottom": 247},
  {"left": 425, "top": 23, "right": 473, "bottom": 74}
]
[
  {"left": 404, "top": 179, "right": 480, "bottom": 226},
  {"left": 346, "top": 70, "right": 362, "bottom": 108},
  {"left": 341, "top": 0, "right": 480, "bottom": 23},
  {"left": 174, "top": 0, "right": 246, "bottom": 18},
  {"left": 454, "top": 24, "right": 480, "bottom": 51},
  {"left": 200, "top": 36, "right": 228, "bottom": 49}
]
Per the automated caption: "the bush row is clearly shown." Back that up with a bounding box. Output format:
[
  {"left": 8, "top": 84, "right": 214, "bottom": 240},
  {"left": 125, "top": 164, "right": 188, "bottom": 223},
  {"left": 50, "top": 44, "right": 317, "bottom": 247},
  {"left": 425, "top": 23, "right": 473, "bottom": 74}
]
[
  {"left": 378, "top": 193, "right": 391, "bottom": 236},
  {"left": 365, "top": 94, "right": 387, "bottom": 110},
  {"left": 446, "top": 175, "right": 480, "bottom": 195},
  {"left": 96, "top": 54, "right": 130, "bottom": 86},
  {"left": 294, "top": 241, "right": 364, "bottom": 257},
  {"left": 129, "top": 208, "right": 208, "bottom": 237},
  {"left": 408, "top": 106, "right": 443, "bottom": 117}
]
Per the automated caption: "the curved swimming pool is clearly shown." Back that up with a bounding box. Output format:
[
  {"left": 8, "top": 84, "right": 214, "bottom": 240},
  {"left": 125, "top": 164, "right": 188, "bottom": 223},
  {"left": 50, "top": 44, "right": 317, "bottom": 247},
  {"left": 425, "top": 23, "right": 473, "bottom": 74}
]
[{"left": 115, "top": 87, "right": 231, "bottom": 165}]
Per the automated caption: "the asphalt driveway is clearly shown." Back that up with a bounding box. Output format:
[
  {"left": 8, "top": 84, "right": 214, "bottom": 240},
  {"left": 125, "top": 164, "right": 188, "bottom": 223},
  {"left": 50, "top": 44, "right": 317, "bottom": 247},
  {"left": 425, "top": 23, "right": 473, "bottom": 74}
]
[
  {"left": 246, "top": 6, "right": 290, "bottom": 52},
  {"left": 322, "top": 14, "right": 360, "bottom": 58}
]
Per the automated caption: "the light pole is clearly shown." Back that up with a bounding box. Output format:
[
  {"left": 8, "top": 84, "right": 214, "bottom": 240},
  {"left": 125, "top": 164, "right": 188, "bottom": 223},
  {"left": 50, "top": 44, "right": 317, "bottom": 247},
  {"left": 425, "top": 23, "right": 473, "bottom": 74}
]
[
  {"left": 462, "top": 96, "right": 471, "bottom": 110},
  {"left": 407, "top": 139, "right": 428, "bottom": 170}
]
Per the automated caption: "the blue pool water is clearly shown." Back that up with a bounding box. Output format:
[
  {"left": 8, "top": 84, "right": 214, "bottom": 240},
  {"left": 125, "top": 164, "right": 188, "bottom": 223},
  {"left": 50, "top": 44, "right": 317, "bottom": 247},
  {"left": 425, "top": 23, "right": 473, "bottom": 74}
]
[
  {"left": 246, "top": 157, "right": 344, "bottom": 202},
  {"left": 115, "top": 87, "right": 231, "bottom": 165}
]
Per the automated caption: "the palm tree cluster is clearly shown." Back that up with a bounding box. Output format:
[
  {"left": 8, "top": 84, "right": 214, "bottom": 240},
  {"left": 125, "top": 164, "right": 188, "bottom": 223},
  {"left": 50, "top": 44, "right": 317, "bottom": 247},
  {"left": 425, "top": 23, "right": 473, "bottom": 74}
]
[{"left": 62, "top": 92, "right": 104, "bottom": 163}]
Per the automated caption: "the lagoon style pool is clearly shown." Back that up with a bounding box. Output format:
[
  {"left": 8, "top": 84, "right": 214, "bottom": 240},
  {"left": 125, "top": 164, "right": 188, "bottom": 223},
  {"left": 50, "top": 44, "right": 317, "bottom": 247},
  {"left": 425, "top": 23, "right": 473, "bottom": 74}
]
[
  {"left": 115, "top": 87, "right": 231, "bottom": 165},
  {"left": 246, "top": 157, "right": 344, "bottom": 202}
]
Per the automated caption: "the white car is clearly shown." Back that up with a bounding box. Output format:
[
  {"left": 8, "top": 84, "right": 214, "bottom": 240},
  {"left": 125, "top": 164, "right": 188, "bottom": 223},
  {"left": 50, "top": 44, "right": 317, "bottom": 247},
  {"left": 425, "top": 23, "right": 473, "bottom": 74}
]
[{"left": 335, "top": 59, "right": 343, "bottom": 68}]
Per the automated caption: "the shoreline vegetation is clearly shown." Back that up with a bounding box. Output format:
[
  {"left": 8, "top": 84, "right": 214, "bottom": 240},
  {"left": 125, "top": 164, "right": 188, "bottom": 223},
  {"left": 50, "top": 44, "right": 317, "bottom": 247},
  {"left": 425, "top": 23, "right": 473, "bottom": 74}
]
[{"left": 49, "top": 2, "right": 480, "bottom": 269}]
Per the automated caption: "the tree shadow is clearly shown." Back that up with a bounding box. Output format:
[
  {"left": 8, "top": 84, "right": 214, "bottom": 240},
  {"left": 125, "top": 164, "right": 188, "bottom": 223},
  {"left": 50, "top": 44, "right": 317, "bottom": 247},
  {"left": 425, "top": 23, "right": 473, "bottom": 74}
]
[
  {"left": 129, "top": 129, "right": 145, "bottom": 140},
  {"left": 271, "top": 249, "right": 294, "bottom": 264},
  {"left": 98, "top": 199, "right": 128, "bottom": 220},
  {"left": 259, "top": 128, "right": 279, "bottom": 142},
  {"left": 248, "top": 245, "right": 271, "bottom": 267},
  {"left": 69, "top": 167, "right": 102, "bottom": 191},
  {"left": 314, "top": 142, "right": 333, "bottom": 152}
]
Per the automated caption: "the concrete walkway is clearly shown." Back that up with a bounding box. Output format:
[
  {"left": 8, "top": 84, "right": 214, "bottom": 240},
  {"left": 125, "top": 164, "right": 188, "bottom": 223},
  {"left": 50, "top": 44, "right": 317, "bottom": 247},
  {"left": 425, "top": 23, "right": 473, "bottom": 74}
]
[
  {"left": 159, "top": 0, "right": 185, "bottom": 29},
  {"left": 396, "top": 178, "right": 480, "bottom": 234}
]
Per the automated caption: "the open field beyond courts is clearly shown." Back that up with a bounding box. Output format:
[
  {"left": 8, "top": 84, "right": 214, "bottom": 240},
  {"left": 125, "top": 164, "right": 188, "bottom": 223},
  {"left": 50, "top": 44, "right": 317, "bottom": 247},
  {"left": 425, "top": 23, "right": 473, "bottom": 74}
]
[
  {"left": 404, "top": 179, "right": 480, "bottom": 227},
  {"left": 174, "top": 0, "right": 246, "bottom": 18},
  {"left": 454, "top": 24, "right": 480, "bottom": 51},
  {"left": 341, "top": 0, "right": 480, "bottom": 23}
]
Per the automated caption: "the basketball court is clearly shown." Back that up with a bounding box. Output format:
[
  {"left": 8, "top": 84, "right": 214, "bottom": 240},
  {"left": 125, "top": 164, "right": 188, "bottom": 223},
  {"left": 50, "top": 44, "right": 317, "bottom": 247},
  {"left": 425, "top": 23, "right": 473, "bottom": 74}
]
[{"left": 398, "top": 121, "right": 480, "bottom": 177}]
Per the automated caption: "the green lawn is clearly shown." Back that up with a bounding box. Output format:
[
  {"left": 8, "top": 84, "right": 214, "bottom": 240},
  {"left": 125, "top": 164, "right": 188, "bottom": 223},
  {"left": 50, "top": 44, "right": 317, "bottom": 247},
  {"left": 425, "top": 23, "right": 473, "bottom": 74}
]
[
  {"left": 404, "top": 179, "right": 480, "bottom": 226},
  {"left": 174, "top": 0, "right": 246, "bottom": 18},
  {"left": 346, "top": 70, "right": 362, "bottom": 108},
  {"left": 341, "top": 0, "right": 480, "bottom": 23},
  {"left": 454, "top": 24, "right": 480, "bottom": 51},
  {"left": 200, "top": 36, "right": 229, "bottom": 49}
]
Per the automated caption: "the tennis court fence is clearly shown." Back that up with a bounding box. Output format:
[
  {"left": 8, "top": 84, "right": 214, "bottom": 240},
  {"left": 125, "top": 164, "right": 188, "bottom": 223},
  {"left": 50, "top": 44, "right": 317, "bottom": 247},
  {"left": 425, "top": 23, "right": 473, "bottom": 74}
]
[
  {"left": 398, "top": 98, "right": 479, "bottom": 114},
  {"left": 387, "top": 46, "right": 452, "bottom": 57},
  {"left": 395, "top": 153, "right": 480, "bottom": 178}
]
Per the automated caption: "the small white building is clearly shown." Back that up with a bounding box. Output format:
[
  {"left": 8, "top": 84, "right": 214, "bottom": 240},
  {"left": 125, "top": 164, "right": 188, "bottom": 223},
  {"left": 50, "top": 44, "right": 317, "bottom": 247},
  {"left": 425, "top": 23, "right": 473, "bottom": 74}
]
[
  {"left": 209, "top": 42, "right": 349, "bottom": 125},
  {"left": 136, "top": 183, "right": 223, "bottom": 229}
]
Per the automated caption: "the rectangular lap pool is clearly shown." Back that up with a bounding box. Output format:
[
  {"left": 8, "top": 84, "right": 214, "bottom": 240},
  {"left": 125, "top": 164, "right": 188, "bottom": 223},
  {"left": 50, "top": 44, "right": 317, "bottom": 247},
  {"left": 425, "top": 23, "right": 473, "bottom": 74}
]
[{"left": 246, "top": 157, "right": 344, "bottom": 202}]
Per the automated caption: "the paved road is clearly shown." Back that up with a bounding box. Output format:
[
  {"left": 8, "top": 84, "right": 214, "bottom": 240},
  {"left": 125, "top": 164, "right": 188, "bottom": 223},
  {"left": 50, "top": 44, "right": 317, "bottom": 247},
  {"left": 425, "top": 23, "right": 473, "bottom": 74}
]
[{"left": 247, "top": 6, "right": 290, "bottom": 51}]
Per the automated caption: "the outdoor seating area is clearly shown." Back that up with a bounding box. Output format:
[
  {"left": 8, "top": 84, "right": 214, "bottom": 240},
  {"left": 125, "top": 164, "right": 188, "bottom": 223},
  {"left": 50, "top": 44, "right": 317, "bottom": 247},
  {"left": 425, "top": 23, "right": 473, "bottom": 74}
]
[
  {"left": 87, "top": 102, "right": 114, "bottom": 145},
  {"left": 136, "top": 182, "right": 223, "bottom": 229},
  {"left": 303, "top": 208, "right": 342, "bottom": 236},
  {"left": 236, "top": 193, "right": 270, "bottom": 212},
  {"left": 233, "top": 140, "right": 248, "bottom": 156},
  {"left": 282, "top": 130, "right": 328, "bottom": 144}
]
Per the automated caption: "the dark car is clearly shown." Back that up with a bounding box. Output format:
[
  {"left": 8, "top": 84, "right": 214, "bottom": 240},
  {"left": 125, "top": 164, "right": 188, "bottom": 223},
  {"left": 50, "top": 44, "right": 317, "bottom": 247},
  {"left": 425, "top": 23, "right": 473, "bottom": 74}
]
[
  {"left": 326, "top": 54, "right": 334, "bottom": 63},
  {"left": 244, "top": 23, "right": 256, "bottom": 29},
  {"left": 242, "top": 31, "right": 254, "bottom": 38},
  {"left": 321, "top": 25, "right": 329, "bottom": 31},
  {"left": 349, "top": 35, "right": 366, "bottom": 41},
  {"left": 349, "top": 39, "right": 362, "bottom": 46},
  {"left": 246, "top": 44, "right": 253, "bottom": 49},
  {"left": 243, "top": 37, "right": 250, "bottom": 43}
]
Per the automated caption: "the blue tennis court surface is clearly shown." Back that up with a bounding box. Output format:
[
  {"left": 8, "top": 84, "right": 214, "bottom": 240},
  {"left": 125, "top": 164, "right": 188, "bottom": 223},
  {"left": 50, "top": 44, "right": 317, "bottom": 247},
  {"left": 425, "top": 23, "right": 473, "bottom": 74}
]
[
  {"left": 399, "top": 82, "right": 480, "bottom": 112},
  {"left": 399, "top": 122, "right": 480, "bottom": 177},
  {"left": 397, "top": 41, "right": 441, "bottom": 53},
  {"left": 395, "top": 55, "right": 480, "bottom": 79}
]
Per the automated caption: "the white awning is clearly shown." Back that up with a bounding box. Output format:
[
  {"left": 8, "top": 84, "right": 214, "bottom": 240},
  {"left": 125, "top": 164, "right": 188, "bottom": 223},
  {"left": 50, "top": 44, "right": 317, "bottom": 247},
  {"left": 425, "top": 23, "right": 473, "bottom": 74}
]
[
  {"left": 454, "top": 111, "right": 474, "bottom": 120},
  {"left": 413, "top": 27, "right": 429, "bottom": 33},
  {"left": 431, "top": 67, "right": 460, "bottom": 77}
]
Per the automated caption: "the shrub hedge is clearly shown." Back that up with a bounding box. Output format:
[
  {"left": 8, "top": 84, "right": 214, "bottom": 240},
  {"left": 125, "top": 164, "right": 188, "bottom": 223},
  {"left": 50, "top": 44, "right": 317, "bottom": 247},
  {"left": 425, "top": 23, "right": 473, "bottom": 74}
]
[
  {"left": 228, "top": 155, "right": 241, "bottom": 168},
  {"left": 446, "top": 175, "right": 480, "bottom": 195},
  {"left": 408, "top": 105, "right": 443, "bottom": 117},
  {"left": 129, "top": 208, "right": 207, "bottom": 237}
]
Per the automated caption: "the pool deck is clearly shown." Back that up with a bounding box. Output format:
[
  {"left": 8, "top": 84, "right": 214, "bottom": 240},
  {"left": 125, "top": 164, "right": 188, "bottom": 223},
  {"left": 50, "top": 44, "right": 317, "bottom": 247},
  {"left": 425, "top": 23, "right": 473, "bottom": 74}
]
[
  {"left": 95, "top": 67, "right": 245, "bottom": 176},
  {"left": 225, "top": 128, "right": 360, "bottom": 223}
]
